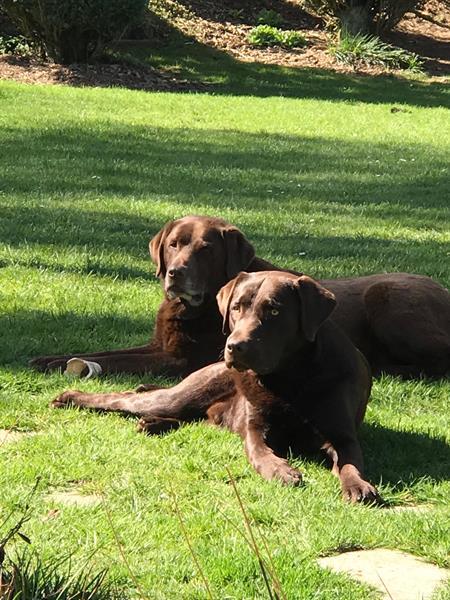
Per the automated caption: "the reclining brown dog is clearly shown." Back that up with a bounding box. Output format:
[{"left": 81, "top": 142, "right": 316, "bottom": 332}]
[
  {"left": 31, "top": 216, "right": 284, "bottom": 377},
  {"left": 53, "top": 271, "right": 379, "bottom": 503},
  {"left": 33, "top": 215, "right": 450, "bottom": 379}
]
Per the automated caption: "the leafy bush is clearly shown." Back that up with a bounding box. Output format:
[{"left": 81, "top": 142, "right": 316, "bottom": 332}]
[
  {"left": 301, "top": 0, "right": 424, "bottom": 34},
  {"left": 256, "top": 8, "right": 284, "bottom": 27},
  {"left": 329, "top": 31, "right": 423, "bottom": 71},
  {"left": 0, "top": 34, "right": 34, "bottom": 56},
  {"left": 248, "top": 25, "right": 307, "bottom": 49},
  {"left": 1, "top": 0, "right": 147, "bottom": 64},
  {"left": 282, "top": 30, "right": 308, "bottom": 49}
]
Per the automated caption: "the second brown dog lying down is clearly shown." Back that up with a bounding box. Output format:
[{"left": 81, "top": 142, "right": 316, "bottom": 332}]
[
  {"left": 33, "top": 215, "right": 450, "bottom": 380},
  {"left": 54, "top": 271, "right": 379, "bottom": 503}
]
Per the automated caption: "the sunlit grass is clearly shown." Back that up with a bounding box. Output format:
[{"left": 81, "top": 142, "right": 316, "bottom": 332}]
[{"left": 0, "top": 76, "right": 449, "bottom": 598}]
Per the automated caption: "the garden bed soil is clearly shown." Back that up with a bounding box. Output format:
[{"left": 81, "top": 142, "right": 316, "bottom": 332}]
[{"left": 0, "top": 0, "right": 448, "bottom": 90}]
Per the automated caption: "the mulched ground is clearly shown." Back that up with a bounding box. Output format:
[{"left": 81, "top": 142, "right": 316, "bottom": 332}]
[
  {"left": 0, "top": 0, "right": 448, "bottom": 92},
  {"left": 0, "top": 55, "right": 209, "bottom": 92}
]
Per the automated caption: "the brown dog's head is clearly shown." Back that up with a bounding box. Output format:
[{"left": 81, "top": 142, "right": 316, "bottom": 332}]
[
  {"left": 149, "top": 216, "right": 255, "bottom": 306},
  {"left": 217, "top": 271, "right": 336, "bottom": 374}
]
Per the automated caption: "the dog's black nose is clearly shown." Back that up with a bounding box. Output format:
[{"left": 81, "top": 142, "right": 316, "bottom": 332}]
[
  {"left": 227, "top": 341, "right": 247, "bottom": 354},
  {"left": 168, "top": 266, "right": 185, "bottom": 279}
]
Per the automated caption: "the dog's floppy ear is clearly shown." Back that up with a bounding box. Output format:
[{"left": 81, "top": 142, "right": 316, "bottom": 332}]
[
  {"left": 221, "top": 227, "right": 255, "bottom": 279},
  {"left": 296, "top": 276, "right": 336, "bottom": 342},
  {"left": 149, "top": 221, "right": 175, "bottom": 278},
  {"left": 217, "top": 272, "right": 248, "bottom": 334}
]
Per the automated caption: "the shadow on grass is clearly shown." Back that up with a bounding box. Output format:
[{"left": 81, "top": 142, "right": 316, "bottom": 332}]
[
  {"left": 125, "top": 27, "right": 450, "bottom": 108},
  {"left": 0, "top": 310, "right": 154, "bottom": 365},
  {"left": 361, "top": 422, "right": 450, "bottom": 488},
  {"left": 1, "top": 124, "right": 448, "bottom": 210},
  {"left": 0, "top": 202, "right": 160, "bottom": 261},
  {"left": 2, "top": 207, "right": 449, "bottom": 280},
  {"left": 2, "top": 122, "right": 449, "bottom": 281}
]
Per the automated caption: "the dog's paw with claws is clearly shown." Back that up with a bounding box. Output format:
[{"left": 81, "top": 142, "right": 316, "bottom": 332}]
[
  {"left": 342, "top": 479, "right": 381, "bottom": 505},
  {"left": 51, "top": 390, "right": 82, "bottom": 409},
  {"left": 137, "top": 416, "right": 181, "bottom": 435},
  {"left": 264, "top": 458, "right": 303, "bottom": 486},
  {"left": 275, "top": 464, "right": 303, "bottom": 487}
]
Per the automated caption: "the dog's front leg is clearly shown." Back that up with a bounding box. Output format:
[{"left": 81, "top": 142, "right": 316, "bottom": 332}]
[
  {"left": 329, "top": 436, "right": 380, "bottom": 504},
  {"left": 52, "top": 389, "right": 157, "bottom": 414},
  {"left": 244, "top": 409, "right": 302, "bottom": 486},
  {"left": 53, "top": 362, "right": 236, "bottom": 426}
]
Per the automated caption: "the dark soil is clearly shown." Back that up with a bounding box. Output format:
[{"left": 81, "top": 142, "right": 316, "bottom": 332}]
[
  {"left": 0, "top": 0, "right": 448, "bottom": 91},
  {"left": 0, "top": 54, "right": 208, "bottom": 92}
]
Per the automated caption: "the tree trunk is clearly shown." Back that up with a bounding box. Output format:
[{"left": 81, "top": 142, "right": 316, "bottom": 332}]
[{"left": 338, "top": 4, "right": 371, "bottom": 35}]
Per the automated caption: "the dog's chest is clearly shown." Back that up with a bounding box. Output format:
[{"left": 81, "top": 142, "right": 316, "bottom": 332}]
[
  {"left": 241, "top": 372, "right": 318, "bottom": 421},
  {"left": 242, "top": 373, "right": 327, "bottom": 448},
  {"left": 158, "top": 300, "right": 225, "bottom": 356}
]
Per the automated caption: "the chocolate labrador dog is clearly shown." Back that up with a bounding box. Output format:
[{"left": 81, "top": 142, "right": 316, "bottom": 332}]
[
  {"left": 53, "top": 271, "right": 379, "bottom": 503},
  {"left": 31, "top": 216, "right": 283, "bottom": 377},
  {"left": 33, "top": 215, "right": 450, "bottom": 379}
]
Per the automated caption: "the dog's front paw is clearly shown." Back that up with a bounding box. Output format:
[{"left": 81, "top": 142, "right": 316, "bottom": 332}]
[
  {"left": 51, "top": 390, "right": 82, "bottom": 409},
  {"left": 342, "top": 479, "right": 381, "bottom": 505},
  {"left": 267, "top": 460, "right": 302, "bottom": 486},
  {"left": 137, "top": 416, "right": 180, "bottom": 435}
]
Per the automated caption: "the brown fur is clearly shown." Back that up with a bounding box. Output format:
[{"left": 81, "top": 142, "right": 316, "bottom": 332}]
[
  {"left": 31, "top": 216, "right": 282, "bottom": 376},
  {"left": 32, "top": 215, "right": 450, "bottom": 379},
  {"left": 53, "top": 272, "right": 379, "bottom": 503}
]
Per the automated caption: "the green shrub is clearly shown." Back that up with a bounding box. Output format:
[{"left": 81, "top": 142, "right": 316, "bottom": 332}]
[
  {"left": 0, "top": 34, "right": 34, "bottom": 56},
  {"left": 248, "top": 25, "right": 307, "bottom": 49},
  {"left": 248, "top": 24, "right": 282, "bottom": 47},
  {"left": 256, "top": 8, "right": 284, "bottom": 27},
  {"left": 282, "top": 30, "right": 308, "bottom": 49},
  {"left": 301, "top": 0, "right": 424, "bottom": 35},
  {"left": 329, "top": 31, "right": 423, "bottom": 71},
  {"left": 1, "top": 0, "right": 147, "bottom": 64}
]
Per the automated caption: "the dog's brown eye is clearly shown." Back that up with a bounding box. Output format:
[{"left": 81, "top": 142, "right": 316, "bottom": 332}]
[
  {"left": 271, "top": 309, "right": 279, "bottom": 316},
  {"left": 169, "top": 240, "right": 177, "bottom": 248},
  {"left": 232, "top": 303, "right": 240, "bottom": 312}
]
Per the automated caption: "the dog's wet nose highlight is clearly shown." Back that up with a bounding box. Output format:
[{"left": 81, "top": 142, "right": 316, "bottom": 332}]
[
  {"left": 227, "top": 340, "right": 248, "bottom": 355},
  {"left": 168, "top": 266, "right": 185, "bottom": 279}
]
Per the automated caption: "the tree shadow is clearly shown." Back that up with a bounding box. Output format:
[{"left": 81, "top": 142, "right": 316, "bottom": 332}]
[
  {"left": 0, "top": 310, "right": 154, "bottom": 365},
  {"left": 0, "top": 203, "right": 161, "bottom": 258},
  {"left": 1, "top": 256, "right": 152, "bottom": 281},
  {"left": 360, "top": 422, "right": 450, "bottom": 488},
  {"left": 386, "top": 28, "right": 450, "bottom": 76},
  {"left": 2, "top": 124, "right": 448, "bottom": 210},
  {"left": 127, "top": 26, "right": 449, "bottom": 107},
  {"left": 2, "top": 123, "right": 448, "bottom": 282}
]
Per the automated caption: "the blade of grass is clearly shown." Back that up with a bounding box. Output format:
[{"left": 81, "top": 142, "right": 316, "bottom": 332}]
[
  {"left": 168, "top": 483, "right": 214, "bottom": 600},
  {"left": 215, "top": 504, "right": 287, "bottom": 600},
  {"left": 225, "top": 466, "right": 281, "bottom": 600},
  {"left": 0, "top": 476, "right": 41, "bottom": 554},
  {"left": 102, "top": 498, "right": 148, "bottom": 600}
]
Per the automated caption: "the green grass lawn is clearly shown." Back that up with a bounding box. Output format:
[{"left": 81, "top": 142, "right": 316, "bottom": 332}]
[{"left": 0, "top": 56, "right": 449, "bottom": 599}]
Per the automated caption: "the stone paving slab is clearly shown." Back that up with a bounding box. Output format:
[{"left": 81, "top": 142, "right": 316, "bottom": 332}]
[
  {"left": 318, "top": 548, "right": 449, "bottom": 600},
  {"left": 0, "top": 429, "right": 33, "bottom": 444},
  {"left": 47, "top": 491, "right": 102, "bottom": 507}
]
